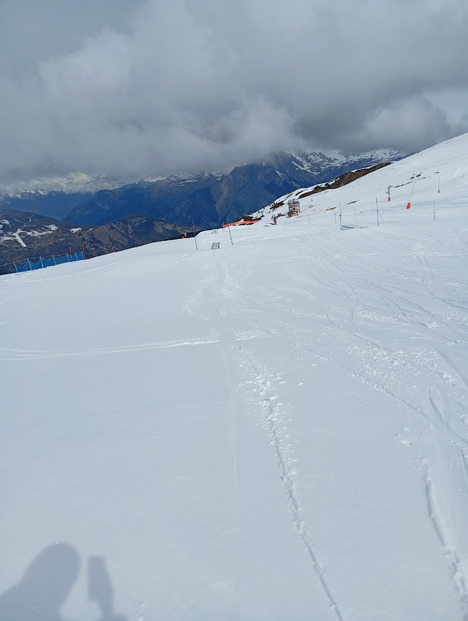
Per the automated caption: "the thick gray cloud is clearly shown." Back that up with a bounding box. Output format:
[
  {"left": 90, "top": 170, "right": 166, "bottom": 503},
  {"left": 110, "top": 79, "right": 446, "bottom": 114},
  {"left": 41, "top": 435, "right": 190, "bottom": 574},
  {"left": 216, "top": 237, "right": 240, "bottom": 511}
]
[{"left": 1, "top": 0, "right": 467, "bottom": 191}]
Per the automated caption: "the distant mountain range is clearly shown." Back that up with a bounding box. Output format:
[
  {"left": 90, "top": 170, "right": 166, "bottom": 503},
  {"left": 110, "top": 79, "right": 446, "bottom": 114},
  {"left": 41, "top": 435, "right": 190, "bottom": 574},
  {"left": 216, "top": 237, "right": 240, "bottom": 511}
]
[
  {"left": 1, "top": 149, "right": 401, "bottom": 226},
  {"left": 0, "top": 148, "right": 402, "bottom": 274},
  {"left": 0, "top": 190, "right": 94, "bottom": 221},
  {"left": 63, "top": 150, "right": 402, "bottom": 228}
]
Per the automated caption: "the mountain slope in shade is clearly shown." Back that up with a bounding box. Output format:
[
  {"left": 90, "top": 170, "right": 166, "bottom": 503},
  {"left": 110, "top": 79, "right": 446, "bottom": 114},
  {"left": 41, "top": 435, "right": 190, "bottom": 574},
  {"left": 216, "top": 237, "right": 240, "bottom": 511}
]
[{"left": 0, "top": 208, "right": 191, "bottom": 274}]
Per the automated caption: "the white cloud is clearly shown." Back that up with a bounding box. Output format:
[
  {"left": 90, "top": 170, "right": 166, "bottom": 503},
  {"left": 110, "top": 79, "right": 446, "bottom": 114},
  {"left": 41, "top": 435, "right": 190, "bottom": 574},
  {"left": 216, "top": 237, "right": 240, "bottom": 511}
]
[
  {"left": 39, "top": 30, "right": 131, "bottom": 96},
  {"left": 1, "top": 0, "right": 467, "bottom": 190}
]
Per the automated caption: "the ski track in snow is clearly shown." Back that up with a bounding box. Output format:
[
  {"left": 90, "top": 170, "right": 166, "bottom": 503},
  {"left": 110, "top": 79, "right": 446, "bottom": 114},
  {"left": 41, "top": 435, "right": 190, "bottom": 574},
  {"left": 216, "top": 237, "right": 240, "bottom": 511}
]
[
  {"left": 244, "top": 354, "right": 344, "bottom": 621},
  {"left": 0, "top": 338, "right": 223, "bottom": 361},
  {"left": 291, "top": 233, "right": 468, "bottom": 615},
  {"left": 292, "top": 233, "right": 468, "bottom": 613},
  {"left": 0, "top": 332, "right": 273, "bottom": 363},
  {"left": 422, "top": 460, "right": 468, "bottom": 619},
  {"left": 216, "top": 251, "right": 345, "bottom": 619},
  {"left": 190, "top": 250, "right": 345, "bottom": 619},
  {"left": 205, "top": 225, "right": 468, "bottom": 617}
]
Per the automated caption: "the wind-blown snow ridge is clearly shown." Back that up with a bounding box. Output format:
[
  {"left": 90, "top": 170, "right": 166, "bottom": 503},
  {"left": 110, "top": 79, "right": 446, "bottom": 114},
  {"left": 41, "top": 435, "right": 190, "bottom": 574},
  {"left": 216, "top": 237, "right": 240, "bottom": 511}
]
[{"left": 1, "top": 132, "right": 468, "bottom": 620}]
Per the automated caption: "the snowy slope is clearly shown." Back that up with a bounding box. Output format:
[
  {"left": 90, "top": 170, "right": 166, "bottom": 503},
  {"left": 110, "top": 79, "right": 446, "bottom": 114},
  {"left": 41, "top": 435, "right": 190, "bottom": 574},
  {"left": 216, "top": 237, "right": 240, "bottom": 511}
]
[
  {"left": 1, "top": 134, "right": 468, "bottom": 620},
  {"left": 256, "top": 133, "right": 468, "bottom": 227}
]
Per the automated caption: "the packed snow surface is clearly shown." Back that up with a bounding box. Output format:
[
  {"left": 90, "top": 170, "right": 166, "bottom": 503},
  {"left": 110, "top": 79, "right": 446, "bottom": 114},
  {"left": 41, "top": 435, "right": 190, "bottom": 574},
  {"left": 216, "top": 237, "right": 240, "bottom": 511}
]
[{"left": 1, "top": 134, "right": 468, "bottom": 620}]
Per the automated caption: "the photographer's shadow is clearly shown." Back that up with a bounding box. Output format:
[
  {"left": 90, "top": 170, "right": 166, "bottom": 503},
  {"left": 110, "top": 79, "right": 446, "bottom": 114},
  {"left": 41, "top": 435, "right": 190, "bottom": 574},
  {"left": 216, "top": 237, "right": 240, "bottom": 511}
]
[
  {"left": 0, "top": 543, "right": 80, "bottom": 621},
  {"left": 0, "top": 543, "right": 127, "bottom": 621}
]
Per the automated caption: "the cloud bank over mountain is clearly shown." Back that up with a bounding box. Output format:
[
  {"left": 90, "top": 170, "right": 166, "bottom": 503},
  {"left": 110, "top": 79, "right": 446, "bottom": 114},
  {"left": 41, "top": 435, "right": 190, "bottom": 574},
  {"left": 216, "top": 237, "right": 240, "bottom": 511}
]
[{"left": 1, "top": 0, "right": 467, "bottom": 190}]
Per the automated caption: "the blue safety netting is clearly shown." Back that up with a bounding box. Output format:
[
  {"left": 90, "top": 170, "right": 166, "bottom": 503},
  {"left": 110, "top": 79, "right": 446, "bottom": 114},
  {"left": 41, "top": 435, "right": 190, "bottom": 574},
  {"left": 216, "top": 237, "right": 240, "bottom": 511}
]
[
  {"left": 14, "top": 262, "right": 30, "bottom": 272},
  {"left": 14, "top": 252, "right": 84, "bottom": 273}
]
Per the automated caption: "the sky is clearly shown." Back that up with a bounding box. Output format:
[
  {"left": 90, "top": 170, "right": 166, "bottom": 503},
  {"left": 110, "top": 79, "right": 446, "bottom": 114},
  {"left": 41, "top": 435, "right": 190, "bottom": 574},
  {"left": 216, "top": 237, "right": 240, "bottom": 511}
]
[
  {"left": 1, "top": 0, "right": 467, "bottom": 193},
  {"left": 1, "top": 134, "right": 468, "bottom": 619}
]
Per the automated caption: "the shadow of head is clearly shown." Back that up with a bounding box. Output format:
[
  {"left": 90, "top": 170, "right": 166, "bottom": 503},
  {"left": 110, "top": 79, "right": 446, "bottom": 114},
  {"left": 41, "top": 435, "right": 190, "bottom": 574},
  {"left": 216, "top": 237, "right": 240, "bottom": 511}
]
[{"left": 0, "top": 543, "right": 80, "bottom": 619}]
